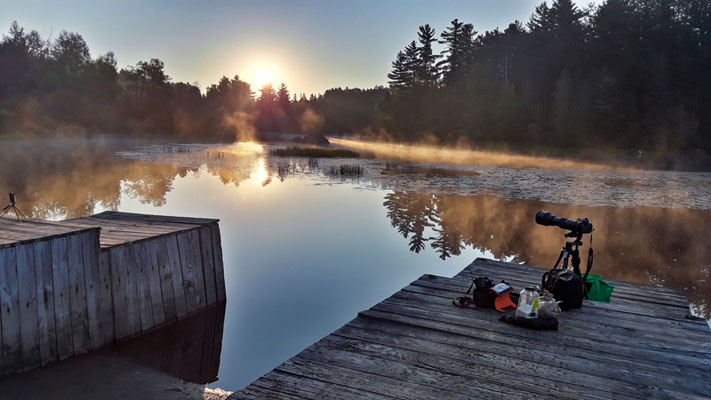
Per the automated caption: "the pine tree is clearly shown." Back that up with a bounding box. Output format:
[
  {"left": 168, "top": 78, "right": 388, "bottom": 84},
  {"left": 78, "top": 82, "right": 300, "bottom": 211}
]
[
  {"left": 387, "top": 51, "right": 410, "bottom": 89},
  {"left": 416, "top": 24, "right": 440, "bottom": 86},
  {"left": 258, "top": 83, "right": 276, "bottom": 104},
  {"left": 438, "top": 19, "right": 476, "bottom": 86},
  {"left": 387, "top": 40, "right": 419, "bottom": 89},
  {"left": 276, "top": 82, "right": 290, "bottom": 108}
]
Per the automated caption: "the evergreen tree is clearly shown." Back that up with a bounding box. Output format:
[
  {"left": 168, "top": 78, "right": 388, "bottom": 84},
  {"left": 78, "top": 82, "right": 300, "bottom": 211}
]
[
  {"left": 438, "top": 19, "right": 476, "bottom": 86},
  {"left": 416, "top": 24, "right": 440, "bottom": 86},
  {"left": 276, "top": 82, "right": 290, "bottom": 108},
  {"left": 387, "top": 51, "right": 410, "bottom": 89}
]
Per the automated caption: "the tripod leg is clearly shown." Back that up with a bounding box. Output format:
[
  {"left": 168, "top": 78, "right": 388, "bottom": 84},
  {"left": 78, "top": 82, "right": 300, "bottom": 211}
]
[
  {"left": 571, "top": 248, "right": 582, "bottom": 276},
  {"left": 552, "top": 248, "right": 564, "bottom": 269},
  {"left": 13, "top": 206, "right": 27, "bottom": 220}
]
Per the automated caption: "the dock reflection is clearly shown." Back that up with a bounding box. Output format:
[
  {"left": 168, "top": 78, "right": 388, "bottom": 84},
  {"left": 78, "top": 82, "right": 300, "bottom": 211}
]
[{"left": 109, "top": 304, "right": 226, "bottom": 384}]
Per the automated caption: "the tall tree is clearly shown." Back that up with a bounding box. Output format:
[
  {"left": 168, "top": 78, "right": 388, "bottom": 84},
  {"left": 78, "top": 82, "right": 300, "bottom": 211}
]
[
  {"left": 276, "top": 82, "right": 290, "bottom": 109},
  {"left": 51, "top": 31, "right": 91, "bottom": 69},
  {"left": 416, "top": 24, "right": 440, "bottom": 86},
  {"left": 438, "top": 19, "right": 476, "bottom": 86}
]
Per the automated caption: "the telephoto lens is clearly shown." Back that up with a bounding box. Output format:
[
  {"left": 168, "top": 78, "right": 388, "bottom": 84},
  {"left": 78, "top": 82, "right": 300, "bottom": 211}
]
[{"left": 535, "top": 211, "right": 592, "bottom": 234}]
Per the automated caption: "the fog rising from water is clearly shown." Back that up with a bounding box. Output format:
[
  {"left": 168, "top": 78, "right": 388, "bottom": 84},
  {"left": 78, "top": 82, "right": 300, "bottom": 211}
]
[
  {"left": 1, "top": 138, "right": 709, "bottom": 317},
  {"left": 330, "top": 138, "right": 633, "bottom": 171}
]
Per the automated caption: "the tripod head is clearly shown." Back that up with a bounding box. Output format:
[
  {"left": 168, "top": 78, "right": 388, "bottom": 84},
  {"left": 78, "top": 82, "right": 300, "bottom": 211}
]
[{"left": 9, "top": 192, "right": 15, "bottom": 205}]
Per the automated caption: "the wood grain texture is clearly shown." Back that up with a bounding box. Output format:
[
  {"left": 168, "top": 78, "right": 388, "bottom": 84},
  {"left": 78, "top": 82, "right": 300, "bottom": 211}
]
[
  {"left": 97, "top": 250, "right": 114, "bottom": 344},
  {"left": 145, "top": 240, "right": 166, "bottom": 327},
  {"left": 154, "top": 238, "right": 177, "bottom": 323},
  {"left": 0, "top": 211, "right": 226, "bottom": 378},
  {"left": 210, "top": 223, "right": 227, "bottom": 303},
  {"left": 33, "top": 240, "right": 57, "bottom": 366},
  {"left": 66, "top": 234, "right": 90, "bottom": 355},
  {"left": 50, "top": 236, "right": 73, "bottom": 361},
  {"left": 131, "top": 242, "right": 155, "bottom": 332},
  {"left": 187, "top": 229, "right": 207, "bottom": 312},
  {"left": 233, "top": 258, "right": 711, "bottom": 400},
  {"left": 199, "top": 227, "right": 217, "bottom": 306},
  {"left": 177, "top": 232, "right": 199, "bottom": 314},
  {"left": 166, "top": 235, "right": 188, "bottom": 319},
  {"left": 82, "top": 231, "right": 102, "bottom": 350},
  {"left": 0, "top": 247, "right": 21, "bottom": 376},
  {"left": 16, "top": 243, "right": 40, "bottom": 371}
]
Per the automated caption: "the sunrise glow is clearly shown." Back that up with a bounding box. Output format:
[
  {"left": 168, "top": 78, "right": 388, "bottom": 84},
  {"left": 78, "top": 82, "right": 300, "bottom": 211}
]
[{"left": 253, "top": 68, "right": 275, "bottom": 88}]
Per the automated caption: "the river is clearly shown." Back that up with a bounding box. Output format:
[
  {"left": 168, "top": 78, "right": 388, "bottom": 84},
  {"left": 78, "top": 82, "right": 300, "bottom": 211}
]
[{"left": 1, "top": 137, "right": 709, "bottom": 390}]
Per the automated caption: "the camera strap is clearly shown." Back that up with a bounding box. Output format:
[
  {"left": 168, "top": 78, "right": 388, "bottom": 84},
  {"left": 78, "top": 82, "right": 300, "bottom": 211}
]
[{"left": 582, "top": 233, "right": 594, "bottom": 298}]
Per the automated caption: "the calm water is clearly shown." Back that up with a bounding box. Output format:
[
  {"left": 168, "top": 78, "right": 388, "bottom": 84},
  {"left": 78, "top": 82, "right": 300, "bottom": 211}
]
[{"left": 1, "top": 138, "right": 710, "bottom": 390}]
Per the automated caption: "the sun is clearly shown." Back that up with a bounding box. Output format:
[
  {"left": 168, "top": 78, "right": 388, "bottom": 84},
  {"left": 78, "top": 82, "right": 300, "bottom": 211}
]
[{"left": 254, "top": 68, "right": 275, "bottom": 88}]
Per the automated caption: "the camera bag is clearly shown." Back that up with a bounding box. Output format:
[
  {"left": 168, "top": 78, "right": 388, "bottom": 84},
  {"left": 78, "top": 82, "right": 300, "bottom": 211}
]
[
  {"left": 542, "top": 269, "right": 583, "bottom": 311},
  {"left": 472, "top": 276, "right": 496, "bottom": 308}
]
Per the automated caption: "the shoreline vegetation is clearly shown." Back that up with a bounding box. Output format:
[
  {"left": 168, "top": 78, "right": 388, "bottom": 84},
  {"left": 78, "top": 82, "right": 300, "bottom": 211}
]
[
  {"left": 2, "top": 0, "right": 710, "bottom": 171},
  {"left": 270, "top": 147, "right": 359, "bottom": 158}
]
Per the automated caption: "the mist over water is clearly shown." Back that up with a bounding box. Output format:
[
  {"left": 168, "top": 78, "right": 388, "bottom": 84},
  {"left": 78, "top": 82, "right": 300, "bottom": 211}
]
[{"left": 1, "top": 137, "right": 710, "bottom": 388}]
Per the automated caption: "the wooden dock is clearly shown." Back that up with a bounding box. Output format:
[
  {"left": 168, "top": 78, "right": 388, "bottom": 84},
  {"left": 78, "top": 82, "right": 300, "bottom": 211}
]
[
  {"left": 0, "top": 211, "right": 225, "bottom": 378},
  {"left": 231, "top": 258, "right": 710, "bottom": 399}
]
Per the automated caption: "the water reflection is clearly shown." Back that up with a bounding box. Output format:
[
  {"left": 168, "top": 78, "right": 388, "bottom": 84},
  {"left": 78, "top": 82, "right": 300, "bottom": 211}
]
[
  {"left": 383, "top": 191, "right": 711, "bottom": 316},
  {"left": 2, "top": 138, "right": 710, "bottom": 389},
  {"left": 110, "top": 304, "right": 226, "bottom": 384},
  {"left": 0, "top": 138, "right": 191, "bottom": 219}
]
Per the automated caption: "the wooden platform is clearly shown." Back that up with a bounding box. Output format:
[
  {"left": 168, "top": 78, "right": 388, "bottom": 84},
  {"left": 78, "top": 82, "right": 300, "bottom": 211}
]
[
  {"left": 231, "top": 258, "right": 710, "bottom": 399},
  {"left": 0, "top": 211, "right": 226, "bottom": 378},
  {"left": 2, "top": 211, "right": 217, "bottom": 248}
]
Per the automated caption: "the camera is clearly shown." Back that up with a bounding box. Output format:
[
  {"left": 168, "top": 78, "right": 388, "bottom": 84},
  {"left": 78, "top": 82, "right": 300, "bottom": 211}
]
[{"left": 535, "top": 211, "right": 592, "bottom": 235}]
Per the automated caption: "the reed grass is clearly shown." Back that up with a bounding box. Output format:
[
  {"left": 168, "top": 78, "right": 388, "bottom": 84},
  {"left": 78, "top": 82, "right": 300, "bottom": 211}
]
[{"left": 328, "top": 164, "right": 364, "bottom": 176}]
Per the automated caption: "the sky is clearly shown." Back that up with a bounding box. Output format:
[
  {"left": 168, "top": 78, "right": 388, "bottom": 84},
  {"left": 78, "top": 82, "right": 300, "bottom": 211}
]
[{"left": 1, "top": 0, "right": 603, "bottom": 96}]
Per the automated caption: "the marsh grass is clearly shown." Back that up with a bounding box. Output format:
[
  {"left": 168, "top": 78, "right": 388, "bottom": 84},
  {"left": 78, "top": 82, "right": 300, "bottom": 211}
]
[
  {"left": 270, "top": 147, "right": 359, "bottom": 158},
  {"left": 328, "top": 164, "right": 363, "bottom": 176}
]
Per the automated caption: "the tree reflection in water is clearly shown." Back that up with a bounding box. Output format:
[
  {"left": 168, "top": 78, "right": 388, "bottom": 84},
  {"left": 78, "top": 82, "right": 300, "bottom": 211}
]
[
  {"left": 1, "top": 139, "right": 708, "bottom": 318},
  {"left": 384, "top": 191, "right": 711, "bottom": 317},
  {"left": 384, "top": 192, "right": 464, "bottom": 259}
]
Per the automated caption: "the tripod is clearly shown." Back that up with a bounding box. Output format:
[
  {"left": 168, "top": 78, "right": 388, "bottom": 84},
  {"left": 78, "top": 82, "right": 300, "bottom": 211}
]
[
  {"left": 0, "top": 192, "right": 27, "bottom": 221},
  {"left": 550, "top": 230, "right": 594, "bottom": 298},
  {"left": 552, "top": 237, "right": 583, "bottom": 275}
]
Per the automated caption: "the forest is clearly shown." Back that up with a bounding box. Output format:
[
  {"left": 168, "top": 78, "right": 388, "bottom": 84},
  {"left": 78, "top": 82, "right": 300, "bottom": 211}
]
[{"left": 1, "top": 0, "right": 709, "bottom": 156}]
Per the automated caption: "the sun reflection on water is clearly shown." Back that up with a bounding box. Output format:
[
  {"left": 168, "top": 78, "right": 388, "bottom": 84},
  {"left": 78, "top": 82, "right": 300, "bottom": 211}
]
[{"left": 252, "top": 158, "right": 269, "bottom": 183}]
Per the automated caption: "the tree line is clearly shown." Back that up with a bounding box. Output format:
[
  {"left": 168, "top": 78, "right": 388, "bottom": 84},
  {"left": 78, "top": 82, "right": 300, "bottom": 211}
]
[
  {"left": 2, "top": 0, "right": 710, "bottom": 156},
  {"left": 378, "top": 0, "right": 711, "bottom": 154},
  {"left": 0, "top": 21, "right": 350, "bottom": 140}
]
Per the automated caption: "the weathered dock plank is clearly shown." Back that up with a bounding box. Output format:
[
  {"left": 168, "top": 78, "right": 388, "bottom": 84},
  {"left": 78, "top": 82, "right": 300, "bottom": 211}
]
[
  {"left": 210, "top": 223, "right": 227, "bottom": 304},
  {"left": 166, "top": 235, "right": 189, "bottom": 319},
  {"left": 231, "top": 257, "right": 711, "bottom": 400},
  {"left": 50, "top": 236, "right": 73, "bottom": 361},
  {"left": 66, "top": 234, "right": 90, "bottom": 355},
  {"left": 16, "top": 242, "right": 40, "bottom": 371},
  {"left": 33, "top": 240, "right": 57, "bottom": 366},
  {"left": 0, "top": 211, "right": 226, "bottom": 378},
  {"left": 0, "top": 246, "right": 21, "bottom": 375},
  {"left": 199, "top": 227, "right": 218, "bottom": 306}
]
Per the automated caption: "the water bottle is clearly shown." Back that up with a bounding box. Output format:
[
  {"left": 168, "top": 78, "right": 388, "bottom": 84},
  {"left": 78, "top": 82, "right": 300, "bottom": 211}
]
[{"left": 516, "top": 287, "right": 540, "bottom": 318}]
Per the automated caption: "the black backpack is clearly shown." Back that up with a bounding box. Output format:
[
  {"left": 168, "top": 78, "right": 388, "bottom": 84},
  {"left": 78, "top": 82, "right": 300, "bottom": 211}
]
[
  {"left": 542, "top": 269, "right": 583, "bottom": 311},
  {"left": 472, "top": 276, "right": 495, "bottom": 308}
]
